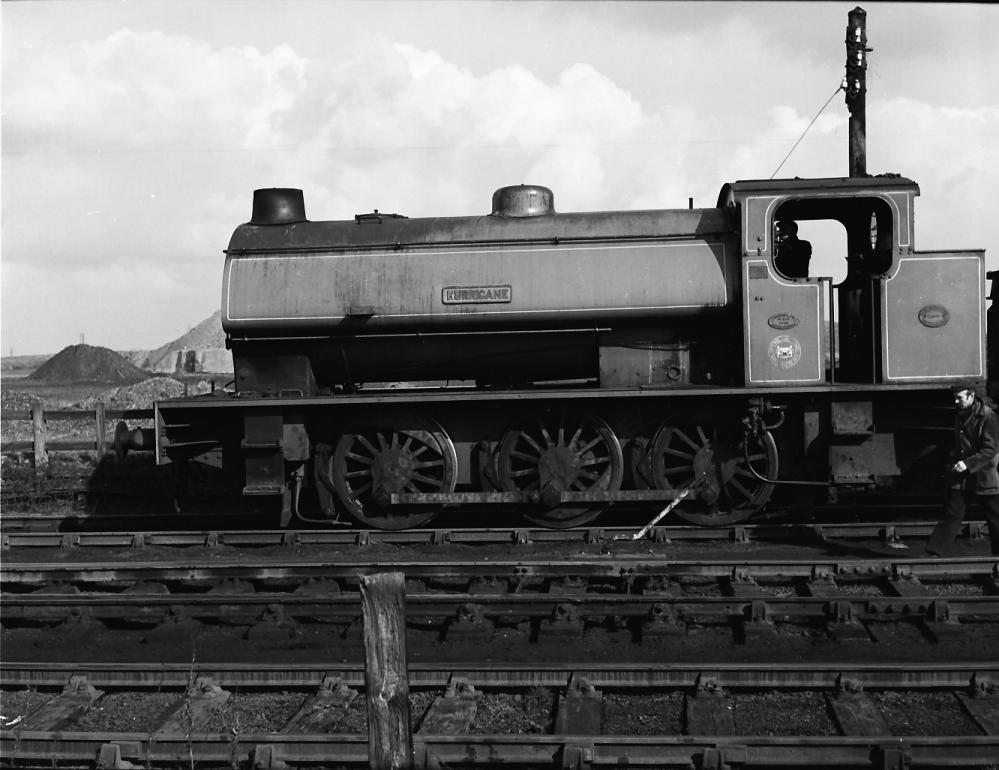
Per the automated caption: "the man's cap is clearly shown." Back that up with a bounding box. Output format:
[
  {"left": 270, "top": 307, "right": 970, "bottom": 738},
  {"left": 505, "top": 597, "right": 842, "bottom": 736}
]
[
  {"left": 950, "top": 381, "right": 984, "bottom": 395},
  {"left": 777, "top": 220, "right": 798, "bottom": 235}
]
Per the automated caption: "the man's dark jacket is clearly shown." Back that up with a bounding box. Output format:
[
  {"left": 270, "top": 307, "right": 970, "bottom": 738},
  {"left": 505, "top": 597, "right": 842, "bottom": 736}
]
[
  {"left": 953, "top": 397, "right": 999, "bottom": 495},
  {"left": 774, "top": 236, "right": 812, "bottom": 278}
]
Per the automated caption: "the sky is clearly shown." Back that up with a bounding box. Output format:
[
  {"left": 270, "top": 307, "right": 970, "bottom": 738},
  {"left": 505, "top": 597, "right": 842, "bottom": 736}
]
[{"left": 2, "top": 1, "right": 997, "bottom": 355}]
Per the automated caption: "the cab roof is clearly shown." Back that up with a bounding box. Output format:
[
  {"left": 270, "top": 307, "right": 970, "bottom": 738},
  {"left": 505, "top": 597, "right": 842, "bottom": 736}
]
[{"left": 718, "top": 175, "right": 919, "bottom": 206}]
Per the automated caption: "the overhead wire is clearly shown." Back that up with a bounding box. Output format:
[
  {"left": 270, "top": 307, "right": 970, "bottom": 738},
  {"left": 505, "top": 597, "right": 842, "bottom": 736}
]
[{"left": 769, "top": 83, "right": 845, "bottom": 179}]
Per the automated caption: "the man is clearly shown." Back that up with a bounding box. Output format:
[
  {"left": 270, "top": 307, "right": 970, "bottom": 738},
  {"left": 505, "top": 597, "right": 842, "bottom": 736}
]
[
  {"left": 925, "top": 385, "right": 999, "bottom": 557},
  {"left": 774, "top": 220, "right": 812, "bottom": 279}
]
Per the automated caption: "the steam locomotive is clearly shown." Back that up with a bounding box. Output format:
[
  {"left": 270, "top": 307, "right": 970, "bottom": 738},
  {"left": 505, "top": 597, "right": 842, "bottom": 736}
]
[{"left": 135, "top": 175, "right": 987, "bottom": 529}]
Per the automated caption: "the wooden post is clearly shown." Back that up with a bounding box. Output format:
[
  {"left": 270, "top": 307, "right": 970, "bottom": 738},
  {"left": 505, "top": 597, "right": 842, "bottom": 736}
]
[
  {"left": 31, "top": 403, "right": 48, "bottom": 468},
  {"left": 94, "top": 402, "right": 107, "bottom": 456},
  {"left": 845, "top": 7, "right": 869, "bottom": 177},
  {"left": 360, "top": 572, "right": 412, "bottom": 770}
]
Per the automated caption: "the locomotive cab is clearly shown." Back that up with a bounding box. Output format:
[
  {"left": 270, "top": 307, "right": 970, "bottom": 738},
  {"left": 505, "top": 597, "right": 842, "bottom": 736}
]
[{"left": 722, "top": 176, "right": 986, "bottom": 387}]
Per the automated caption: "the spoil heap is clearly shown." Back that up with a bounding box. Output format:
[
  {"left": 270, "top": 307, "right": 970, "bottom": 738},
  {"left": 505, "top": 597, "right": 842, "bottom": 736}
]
[
  {"left": 79, "top": 377, "right": 214, "bottom": 410},
  {"left": 27, "top": 344, "right": 149, "bottom": 385},
  {"left": 143, "top": 310, "right": 231, "bottom": 373}
]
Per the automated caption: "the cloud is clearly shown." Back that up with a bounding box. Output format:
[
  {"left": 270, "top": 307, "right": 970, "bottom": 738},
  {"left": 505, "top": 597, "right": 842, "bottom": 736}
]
[
  {"left": 4, "top": 29, "right": 308, "bottom": 153},
  {"left": 2, "top": 27, "right": 671, "bottom": 351},
  {"left": 2, "top": 11, "right": 997, "bottom": 354}
]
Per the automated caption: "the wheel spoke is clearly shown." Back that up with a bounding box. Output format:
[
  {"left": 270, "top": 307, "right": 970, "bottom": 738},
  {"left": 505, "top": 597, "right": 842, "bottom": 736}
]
[
  {"left": 357, "top": 435, "right": 379, "bottom": 456},
  {"left": 727, "top": 476, "right": 753, "bottom": 500},
  {"left": 675, "top": 430, "right": 701, "bottom": 452},
  {"left": 578, "top": 436, "right": 604, "bottom": 454},
  {"left": 344, "top": 469, "right": 372, "bottom": 479},
  {"left": 696, "top": 425, "right": 710, "bottom": 446},
  {"left": 664, "top": 447, "right": 696, "bottom": 460},
  {"left": 409, "top": 445, "right": 431, "bottom": 460},
  {"left": 511, "top": 448, "right": 541, "bottom": 463},
  {"left": 510, "top": 468, "right": 539, "bottom": 479},
  {"left": 521, "top": 433, "right": 545, "bottom": 455},
  {"left": 344, "top": 451, "right": 374, "bottom": 465},
  {"left": 409, "top": 471, "right": 442, "bottom": 488},
  {"left": 579, "top": 455, "right": 610, "bottom": 468},
  {"left": 540, "top": 426, "right": 555, "bottom": 448}
]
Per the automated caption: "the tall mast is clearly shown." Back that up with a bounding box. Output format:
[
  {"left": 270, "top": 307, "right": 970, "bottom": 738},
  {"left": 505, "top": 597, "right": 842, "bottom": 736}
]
[{"left": 845, "top": 7, "right": 870, "bottom": 177}]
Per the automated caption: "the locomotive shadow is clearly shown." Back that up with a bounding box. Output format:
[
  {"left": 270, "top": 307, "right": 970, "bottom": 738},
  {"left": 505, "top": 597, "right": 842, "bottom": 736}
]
[{"left": 71, "top": 454, "right": 252, "bottom": 531}]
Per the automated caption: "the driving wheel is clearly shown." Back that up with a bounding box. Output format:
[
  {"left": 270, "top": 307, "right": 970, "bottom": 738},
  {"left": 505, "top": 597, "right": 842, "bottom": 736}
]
[
  {"left": 650, "top": 419, "right": 777, "bottom": 526},
  {"left": 330, "top": 418, "right": 457, "bottom": 529},
  {"left": 496, "top": 411, "right": 623, "bottom": 528}
]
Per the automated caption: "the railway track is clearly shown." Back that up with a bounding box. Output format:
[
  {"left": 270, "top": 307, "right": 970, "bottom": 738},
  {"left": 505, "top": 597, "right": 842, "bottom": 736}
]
[
  {"left": 2, "top": 518, "right": 993, "bottom": 551},
  {"left": 3, "top": 662, "right": 998, "bottom": 768},
  {"left": 4, "top": 524, "right": 998, "bottom": 766},
  {"left": 3, "top": 554, "right": 998, "bottom": 659}
]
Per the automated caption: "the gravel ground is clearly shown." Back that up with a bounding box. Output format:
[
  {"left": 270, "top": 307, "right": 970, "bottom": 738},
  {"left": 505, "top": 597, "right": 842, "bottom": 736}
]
[
  {"left": 470, "top": 688, "right": 555, "bottom": 734},
  {"left": 5, "top": 686, "right": 986, "bottom": 739},
  {"left": 835, "top": 581, "right": 889, "bottom": 596},
  {"left": 202, "top": 692, "right": 308, "bottom": 733},
  {"left": 5, "top": 618, "right": 999, "bottom": 669},
  {"left": 674, "top": 577, "right": 724, "bottom": 597},
  {"left": 919, "top": 581, "right": 984, "bottom": 596},
  {"left": 754, "top": 582, "right": 801, "bottom": 598},
  {"left": 410, "top": 689, "right": 438, "bottom": 730},
  {"left": 601, "top": 691, "right": 684, "bottom": 734},
  {"left": 732, "top": 691, "right": 836, "bottom": 735},
  {"left": 871, "top": 691, "right": 984, "bottom": 736},
  {"left": 70, "top": 692, "right": 178, "bottom": 732},
  {"left": 336, "top": 694, "right": 368, "bottom": 732},
  {"left": 864, "top": 621, "right": 932, "bottom": 646},
  {"left": 0, "top": 688, "right": 51, "bottom": 727}
]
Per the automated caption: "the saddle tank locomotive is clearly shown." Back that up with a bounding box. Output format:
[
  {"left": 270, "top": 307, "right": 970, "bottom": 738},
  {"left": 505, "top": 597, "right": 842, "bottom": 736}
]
[{"left": 142, "top": 176, "right": 987, "bottom": 529}]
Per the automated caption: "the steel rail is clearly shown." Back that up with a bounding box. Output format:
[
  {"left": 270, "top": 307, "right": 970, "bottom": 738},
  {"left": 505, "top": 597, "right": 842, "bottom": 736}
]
[
  {"left": 3, "top": 555, "right": 998, "bottom": 584},
  {"left": 3, "top": 660, "right": 998, "bottom": 689},
  {"left": 4, "top": 590, "right": 999, "bottom": 626},
  {"left": 4, "top": 731, "right": 997, "bottom": 769}
]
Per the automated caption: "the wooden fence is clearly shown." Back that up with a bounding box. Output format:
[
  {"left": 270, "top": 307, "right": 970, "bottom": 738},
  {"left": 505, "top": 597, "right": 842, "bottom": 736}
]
[{"left": 0, "top": 404, "right": 153, "bottom": 464}]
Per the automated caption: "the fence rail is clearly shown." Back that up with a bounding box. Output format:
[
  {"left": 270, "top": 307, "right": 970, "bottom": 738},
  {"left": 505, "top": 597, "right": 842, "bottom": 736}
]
[{"left": 1, "top": 404, "right": 154, "bottom": 462}]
